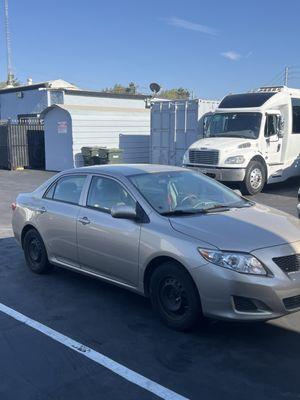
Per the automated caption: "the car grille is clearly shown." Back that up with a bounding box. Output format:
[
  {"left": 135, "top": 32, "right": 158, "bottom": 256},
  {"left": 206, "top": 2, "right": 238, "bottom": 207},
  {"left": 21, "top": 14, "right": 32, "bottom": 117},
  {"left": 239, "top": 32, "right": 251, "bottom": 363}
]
[
  {"left": 189, "top": 149, "right": 219, "bottom": 165},
  {"left": 283, "top": 295, "right": 300, "bottom": 310},
  {"left": 273, "top": 254, "right": 300, "bottom": 273}
]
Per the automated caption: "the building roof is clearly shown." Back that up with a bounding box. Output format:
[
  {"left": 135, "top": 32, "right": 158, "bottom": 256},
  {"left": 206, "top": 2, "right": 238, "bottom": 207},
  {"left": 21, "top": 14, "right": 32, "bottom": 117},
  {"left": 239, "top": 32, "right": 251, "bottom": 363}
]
[
  {"left": 40, "top": 104, "right": 149, "bottom": 119},
  {"left": 0, "top": 79, "right": 78, "bottom": 94},
  {"left": 63, "top": 89, "right": 149, "bottom": 100},
  {"left": 0, "top": 79, "right": 150, "bottom": 100}
]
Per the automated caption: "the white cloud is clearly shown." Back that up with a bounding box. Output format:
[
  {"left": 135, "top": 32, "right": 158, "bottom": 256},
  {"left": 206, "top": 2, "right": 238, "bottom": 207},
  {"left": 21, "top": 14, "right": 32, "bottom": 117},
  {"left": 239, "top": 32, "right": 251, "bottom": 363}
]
[
  {"left": 221, "top": 51, "right": 242, "bottom": 61},
  {"left": 164, "top": 17, "right": 217, "bottom": 36}
]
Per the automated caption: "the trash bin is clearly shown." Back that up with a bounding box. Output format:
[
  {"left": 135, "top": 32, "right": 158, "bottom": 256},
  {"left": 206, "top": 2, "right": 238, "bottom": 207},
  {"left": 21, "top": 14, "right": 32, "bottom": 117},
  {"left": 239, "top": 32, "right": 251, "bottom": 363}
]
[
  {"left": 81, "top": 146, "right": 108, "bottom": 166},
  {"left": 107, "top": 148, "right": 123, "bottom": 164}
]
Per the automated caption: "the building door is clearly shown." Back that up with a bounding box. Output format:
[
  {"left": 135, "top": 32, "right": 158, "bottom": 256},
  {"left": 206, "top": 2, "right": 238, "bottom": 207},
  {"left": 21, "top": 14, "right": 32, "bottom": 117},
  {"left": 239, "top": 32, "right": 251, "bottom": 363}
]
[{"left": 27, "top": 129, "right": 45, "bottom": 169}]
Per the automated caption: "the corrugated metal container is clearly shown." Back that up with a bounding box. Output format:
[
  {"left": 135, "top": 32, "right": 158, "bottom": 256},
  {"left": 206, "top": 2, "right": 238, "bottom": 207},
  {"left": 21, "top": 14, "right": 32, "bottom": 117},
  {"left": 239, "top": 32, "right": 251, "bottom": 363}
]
[
  {"left": 119, "top": 134, "right": 150, "bottom": 163},
  {"left": 150, "top": 99, "right": 219, "bottom": 166}
]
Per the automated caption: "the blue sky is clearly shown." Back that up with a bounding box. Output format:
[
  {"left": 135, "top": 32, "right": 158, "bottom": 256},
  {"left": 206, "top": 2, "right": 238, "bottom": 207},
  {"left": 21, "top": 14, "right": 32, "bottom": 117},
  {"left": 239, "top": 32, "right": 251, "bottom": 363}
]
[{"left": 2, "top": 0, "right": 300, "bottom": 99}]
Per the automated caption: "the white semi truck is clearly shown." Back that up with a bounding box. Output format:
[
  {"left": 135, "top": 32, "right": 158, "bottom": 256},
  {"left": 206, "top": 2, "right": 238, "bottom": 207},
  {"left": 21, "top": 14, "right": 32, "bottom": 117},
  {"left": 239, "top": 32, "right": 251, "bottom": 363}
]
[{"left": 183, "top": 86, "right": 300, "bottom": 194}]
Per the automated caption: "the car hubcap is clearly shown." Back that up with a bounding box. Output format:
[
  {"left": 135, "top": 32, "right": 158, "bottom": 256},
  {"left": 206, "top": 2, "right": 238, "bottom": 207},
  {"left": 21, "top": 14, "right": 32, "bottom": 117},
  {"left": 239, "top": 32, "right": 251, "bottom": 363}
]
[
  {"left": 29, "top": 238, "right": 42, "bottom": 263},
  {"left": 250, "top": 168, "right": 263, "bottom": 190},
  {"left": 159, "top": 277, "right": 188, "bottom": 317}
]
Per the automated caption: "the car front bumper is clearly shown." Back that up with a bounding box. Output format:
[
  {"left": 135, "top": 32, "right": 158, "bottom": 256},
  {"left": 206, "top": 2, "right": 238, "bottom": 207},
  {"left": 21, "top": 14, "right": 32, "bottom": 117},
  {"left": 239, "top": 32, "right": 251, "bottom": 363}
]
[
  {"left": 190, "top": 242, "right": 300, "bottom": 321},
  {"left": 184, "top": 165, "right": 246, "bottom": 182}
]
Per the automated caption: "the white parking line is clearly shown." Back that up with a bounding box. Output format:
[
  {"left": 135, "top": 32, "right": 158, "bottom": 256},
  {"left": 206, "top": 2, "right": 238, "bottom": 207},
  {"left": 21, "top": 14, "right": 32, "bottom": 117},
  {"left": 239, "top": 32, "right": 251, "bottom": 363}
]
[{"left": 0, "top": 302, "right": 189, "bottom": 400}]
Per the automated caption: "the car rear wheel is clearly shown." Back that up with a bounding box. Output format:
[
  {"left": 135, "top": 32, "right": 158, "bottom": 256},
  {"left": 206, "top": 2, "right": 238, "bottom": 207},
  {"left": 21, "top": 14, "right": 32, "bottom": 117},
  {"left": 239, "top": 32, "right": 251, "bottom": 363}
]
[
  {"left": 241, "top": 160, "right": 266, "bottom": 195},
  {"left": 23, "top": 229, "right": 52, "bottom": 274},
  {"left": 149, "top": 261, "right": 202, "bottom": 331}
]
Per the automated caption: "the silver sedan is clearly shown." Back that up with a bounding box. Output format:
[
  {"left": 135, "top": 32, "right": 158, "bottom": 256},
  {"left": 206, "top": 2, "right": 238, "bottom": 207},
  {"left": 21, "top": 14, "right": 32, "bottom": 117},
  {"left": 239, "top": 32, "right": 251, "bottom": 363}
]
[{"left": 12, "top": 164, "right": 300, "bottom": 330}]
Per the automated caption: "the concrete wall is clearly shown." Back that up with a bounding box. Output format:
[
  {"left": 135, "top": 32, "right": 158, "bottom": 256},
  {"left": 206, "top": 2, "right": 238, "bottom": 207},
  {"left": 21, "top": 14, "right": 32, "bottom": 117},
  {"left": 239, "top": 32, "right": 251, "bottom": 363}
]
[
  {"left": 44, "top": 108, "right": 73, "bottom": 171},
  {"left": 0, "top": 89, "right": 49, "bottom": 120}
]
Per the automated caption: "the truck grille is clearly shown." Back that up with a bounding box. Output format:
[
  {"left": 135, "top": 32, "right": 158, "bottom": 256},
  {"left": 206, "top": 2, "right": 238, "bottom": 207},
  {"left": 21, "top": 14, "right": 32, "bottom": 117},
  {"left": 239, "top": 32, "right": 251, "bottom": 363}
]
[
  {"left": 283, "top": 295, "right": 300, "bottom": 310},
  {"left": 273, "top": 254, "right": 300, "bottom": 273},
  {"left": 189, "top": 150, "right": 219, "bottom": 165}
]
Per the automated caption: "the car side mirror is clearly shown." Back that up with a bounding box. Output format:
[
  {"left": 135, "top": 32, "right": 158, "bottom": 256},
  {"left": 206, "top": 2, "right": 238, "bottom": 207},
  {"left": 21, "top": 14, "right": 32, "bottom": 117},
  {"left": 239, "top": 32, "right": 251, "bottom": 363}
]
[{"left": 111, "top": 204, "right": 137, "bottom": 220}]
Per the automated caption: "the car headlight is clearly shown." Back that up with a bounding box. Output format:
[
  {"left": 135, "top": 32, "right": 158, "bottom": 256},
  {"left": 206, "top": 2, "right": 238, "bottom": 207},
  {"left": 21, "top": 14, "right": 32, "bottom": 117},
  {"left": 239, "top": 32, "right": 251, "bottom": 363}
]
[
  {"left": 198, "top": 248, "right": 267, "bottom": 275},
  {"left": 182, "top": 150, "right": 189, "bottom": 165},
  {"left": 225, "top": 155, "right": 245, "bottom": 164}
]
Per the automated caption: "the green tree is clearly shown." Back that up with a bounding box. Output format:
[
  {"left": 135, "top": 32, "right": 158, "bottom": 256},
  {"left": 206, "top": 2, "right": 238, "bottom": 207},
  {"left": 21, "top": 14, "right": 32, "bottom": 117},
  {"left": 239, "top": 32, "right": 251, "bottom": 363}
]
[
  {"left": 158, "top": 87, "right": 190, "bottom": 100},
  {"left": 0, "top": 77, "right": 20, "bottom": 89},
  {"left": 103, "top": 82, "right": 138, "bottom": 95}
]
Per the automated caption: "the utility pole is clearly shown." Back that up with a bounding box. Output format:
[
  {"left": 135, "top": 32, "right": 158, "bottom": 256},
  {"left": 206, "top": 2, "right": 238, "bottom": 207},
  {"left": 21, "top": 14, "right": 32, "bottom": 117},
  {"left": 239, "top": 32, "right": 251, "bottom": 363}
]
[
  {"left": 4, "top": 0, "right": 14, "bottom": 87},
  {"left": 284, "top": 66, "right": 289, "bottom": 86}
]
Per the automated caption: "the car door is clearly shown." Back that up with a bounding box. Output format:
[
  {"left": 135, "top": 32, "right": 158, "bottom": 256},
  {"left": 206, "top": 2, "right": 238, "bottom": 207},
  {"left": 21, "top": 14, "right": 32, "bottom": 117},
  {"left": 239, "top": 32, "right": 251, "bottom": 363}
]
[
  {"left": 36, "top": 174, "right": 87, "bottom": 267},
  {"left": 77, "top": 175, "right": 141, "bottom": 286},
  {"left": 264, "top": 114, "right": 283, "bottom": 164}
]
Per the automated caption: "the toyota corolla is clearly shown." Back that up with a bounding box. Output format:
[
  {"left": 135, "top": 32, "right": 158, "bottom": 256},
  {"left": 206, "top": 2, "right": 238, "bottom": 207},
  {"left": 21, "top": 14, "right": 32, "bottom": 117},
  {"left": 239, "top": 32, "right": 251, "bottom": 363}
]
[{"left": 12, "top": 165, "right": 300, "bottom": 330}]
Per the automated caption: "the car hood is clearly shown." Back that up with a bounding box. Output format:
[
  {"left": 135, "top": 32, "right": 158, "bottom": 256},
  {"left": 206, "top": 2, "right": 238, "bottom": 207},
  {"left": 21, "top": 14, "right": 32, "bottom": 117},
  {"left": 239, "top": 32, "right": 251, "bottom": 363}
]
[{"left": 169, "top": 204, "right": 300, "bottom": 252}]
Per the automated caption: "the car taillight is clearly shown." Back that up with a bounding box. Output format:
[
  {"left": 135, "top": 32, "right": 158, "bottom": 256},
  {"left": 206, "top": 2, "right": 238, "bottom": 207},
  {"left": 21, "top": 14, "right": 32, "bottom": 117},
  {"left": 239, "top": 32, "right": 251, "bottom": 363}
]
[{"left": 11, "top": 202, "right": 17, "bottom": 211}]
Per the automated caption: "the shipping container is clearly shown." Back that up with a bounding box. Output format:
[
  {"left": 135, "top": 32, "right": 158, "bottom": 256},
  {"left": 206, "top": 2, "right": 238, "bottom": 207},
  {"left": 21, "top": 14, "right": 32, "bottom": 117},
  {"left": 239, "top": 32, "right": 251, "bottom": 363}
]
[{"left": 150, "top": 99, "right": 219, "bottom": 166}]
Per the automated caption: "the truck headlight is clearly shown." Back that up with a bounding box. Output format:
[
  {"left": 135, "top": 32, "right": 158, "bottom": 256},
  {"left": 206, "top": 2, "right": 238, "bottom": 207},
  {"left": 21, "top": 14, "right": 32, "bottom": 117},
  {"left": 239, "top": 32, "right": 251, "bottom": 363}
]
[
  {"left": 182, "top": 150, "right": 189, "bottom": 165},
  {"left": 225, "top": 155, "right": 245, "bottom": 164},
  {"left": 198, "top": 249, "right": 267, "bottom": 275}
]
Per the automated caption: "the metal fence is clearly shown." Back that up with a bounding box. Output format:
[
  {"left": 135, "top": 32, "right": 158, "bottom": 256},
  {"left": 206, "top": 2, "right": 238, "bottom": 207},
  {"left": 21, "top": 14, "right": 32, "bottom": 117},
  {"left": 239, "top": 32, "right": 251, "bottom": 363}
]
[{"left": 0, "top": 120, "right": 45, "bottom": 170}]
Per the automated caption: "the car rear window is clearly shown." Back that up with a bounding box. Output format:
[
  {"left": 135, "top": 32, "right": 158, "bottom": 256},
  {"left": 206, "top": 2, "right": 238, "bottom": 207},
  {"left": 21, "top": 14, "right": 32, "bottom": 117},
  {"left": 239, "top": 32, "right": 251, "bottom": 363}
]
[{"left": 46, "top": 175, "right": 87, "bottom": 205}]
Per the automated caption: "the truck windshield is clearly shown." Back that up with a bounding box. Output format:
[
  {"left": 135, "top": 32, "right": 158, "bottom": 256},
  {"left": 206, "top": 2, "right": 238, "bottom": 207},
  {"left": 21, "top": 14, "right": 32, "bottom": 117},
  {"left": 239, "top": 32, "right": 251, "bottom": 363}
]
[{"left": 206, "top": 112, "right": 262, "bottom": 139}]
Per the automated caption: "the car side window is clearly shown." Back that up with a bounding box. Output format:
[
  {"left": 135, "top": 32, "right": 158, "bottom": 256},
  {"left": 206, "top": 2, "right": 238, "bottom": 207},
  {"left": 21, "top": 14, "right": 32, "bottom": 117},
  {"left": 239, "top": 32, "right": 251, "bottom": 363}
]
[
  {"left": 51, "top": 175, "right": 87, "bottom": 205},
  {"left": 44, "top": 183, "right": 56, "bottom": 199},
  {"left": 87, "top": 176, "right": 136, "bottom": 212}
]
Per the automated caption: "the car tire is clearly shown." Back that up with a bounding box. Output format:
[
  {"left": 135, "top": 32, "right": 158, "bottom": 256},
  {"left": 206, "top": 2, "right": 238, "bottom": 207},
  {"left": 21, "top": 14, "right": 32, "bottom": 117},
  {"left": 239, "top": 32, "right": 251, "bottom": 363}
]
[
  {"left": 23, "top": 229, "right": 52, "bottom": 274},
  {"left": 241, "top": 160, "right": 266, "bottom": 195},
  {"left": 149, "top": 261, "right": 202, "bottom": 331}
]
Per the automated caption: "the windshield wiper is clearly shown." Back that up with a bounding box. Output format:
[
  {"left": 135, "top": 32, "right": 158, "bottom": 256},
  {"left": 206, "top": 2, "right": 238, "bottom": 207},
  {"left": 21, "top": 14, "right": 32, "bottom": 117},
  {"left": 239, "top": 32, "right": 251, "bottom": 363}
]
[
  {"left": 161, "top": 205, "right": 231, "bottom": 216},
  {"left": 161, "top": 209, "right": 200, "bottom": 216},
  {"left": 201, "top": 205, "right": 231, "bottom": 213}
]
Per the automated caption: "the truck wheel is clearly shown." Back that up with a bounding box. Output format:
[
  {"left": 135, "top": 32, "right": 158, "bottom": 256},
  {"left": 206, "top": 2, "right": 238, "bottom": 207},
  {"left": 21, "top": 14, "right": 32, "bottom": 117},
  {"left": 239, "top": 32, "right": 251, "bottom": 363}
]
[
  {"left": 23, "top": 229, "right": 52, "bottom": 274},
  {"left": 149, "top": 261, "right": 202, "bottom": 331},
  {"left": 241, "top": 160, "right": 266, "bottom": 195}
]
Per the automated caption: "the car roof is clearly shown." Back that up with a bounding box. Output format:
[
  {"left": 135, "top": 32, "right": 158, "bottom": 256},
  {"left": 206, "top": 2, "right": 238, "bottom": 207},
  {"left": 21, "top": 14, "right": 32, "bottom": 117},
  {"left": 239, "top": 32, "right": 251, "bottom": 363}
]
[{"left": 68, "top": 164, "right": 185, "bottom": 177}]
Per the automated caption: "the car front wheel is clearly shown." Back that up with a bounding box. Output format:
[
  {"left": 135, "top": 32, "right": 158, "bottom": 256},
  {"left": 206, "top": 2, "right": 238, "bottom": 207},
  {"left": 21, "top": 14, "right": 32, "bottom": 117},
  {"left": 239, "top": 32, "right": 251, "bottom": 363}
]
[
  {"left": 23, "top": 229, "right": 52, "bottom": 274},
  {"left": 149, "top": 261, "right": 202, "bottom": 331}
]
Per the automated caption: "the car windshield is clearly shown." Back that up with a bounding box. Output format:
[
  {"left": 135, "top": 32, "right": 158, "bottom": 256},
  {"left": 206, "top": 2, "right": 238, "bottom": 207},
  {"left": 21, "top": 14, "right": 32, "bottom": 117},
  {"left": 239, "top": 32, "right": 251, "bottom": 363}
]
[
  {"left": 129, "top": 170, "right": 250, "bottom": 215},
  {"left": 206, "top": 112, "right": 262, "bottom": 139}
]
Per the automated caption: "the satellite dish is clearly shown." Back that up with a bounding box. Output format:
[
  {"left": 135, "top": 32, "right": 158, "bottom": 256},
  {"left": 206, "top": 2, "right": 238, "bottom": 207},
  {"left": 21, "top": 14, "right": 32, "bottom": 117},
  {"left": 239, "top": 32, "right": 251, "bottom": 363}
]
[{"left": 149, "top": 82, "right": 161, "bottom": 94}]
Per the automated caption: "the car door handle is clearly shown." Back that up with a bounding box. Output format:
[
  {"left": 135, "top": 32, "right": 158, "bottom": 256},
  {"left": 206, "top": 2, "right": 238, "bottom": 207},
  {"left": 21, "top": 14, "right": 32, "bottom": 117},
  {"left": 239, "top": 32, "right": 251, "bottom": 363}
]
[
  {"left": 36, "top": 207, "right": 47, "bottom": 214},
  {"left": 78, "top": 217, "right": 90, "bottom": 225}
]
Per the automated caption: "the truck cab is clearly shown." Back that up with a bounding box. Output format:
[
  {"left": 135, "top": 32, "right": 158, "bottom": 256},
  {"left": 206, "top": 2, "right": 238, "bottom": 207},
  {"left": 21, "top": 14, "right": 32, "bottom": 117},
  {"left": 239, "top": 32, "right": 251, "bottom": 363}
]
[{"left": 183, "top": 86, "right": 300, "bottom": 194}]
